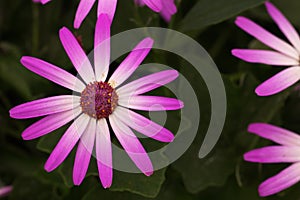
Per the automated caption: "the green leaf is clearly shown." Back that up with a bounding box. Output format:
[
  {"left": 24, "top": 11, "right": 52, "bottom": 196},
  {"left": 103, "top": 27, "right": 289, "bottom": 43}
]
[
  {"left": 173, "top": 73, "right": 289, "bottom": 193},
  {"left": 179, "top": 0, "right": 265, "bottom": 32}
]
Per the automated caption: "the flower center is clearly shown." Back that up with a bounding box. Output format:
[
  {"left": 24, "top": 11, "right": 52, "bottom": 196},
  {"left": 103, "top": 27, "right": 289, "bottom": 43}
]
[{"left": 80, "top": 81, "right": 118, "bottom": 119}]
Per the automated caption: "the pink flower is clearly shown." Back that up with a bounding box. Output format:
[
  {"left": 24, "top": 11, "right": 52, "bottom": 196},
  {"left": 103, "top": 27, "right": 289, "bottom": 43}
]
[
  {"left": 0, "top": 186, "right": 12, "bottom": 198},
  {"left": 33, "top": 0, "right": 176, "bottom": 28},
  {"left": 244, "top": 123, "right": 300, "bottom": 197},
  {"left": 135, "top": 0, "right": 177, "bottom": 22},
  {"left": 232, "top": 2, "right": 300, "bottom": 96},
  {"left": 10, "top": 14, "right": 183, "bottom": 188}
]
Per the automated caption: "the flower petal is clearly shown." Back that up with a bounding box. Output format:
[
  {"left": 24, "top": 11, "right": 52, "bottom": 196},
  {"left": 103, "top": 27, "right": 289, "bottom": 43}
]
[
  {"left": 231, "top": 49, "right": 298, "bottom": 66},
  {"left": 114, "top": 107, "right": 174, "bottom": 142},
  {"left": 74, "top": 0, "right": 96, "bottom": 29},
  {"left": 258, "top": 162, "right": 300, "bottom": 197},
  {"left": 22, "top": 107, "right": 82, "bottom": 140},
  {"left": 248, "top": 123, "right": 300, "bottom": 146},
  {"left": 10, "top": 95, "right": 80, "bottom": 119},
  {"left": 109, "top": 38, "right": 154, "bottom": 88},
  {"left": 96, "top": 119, "right": 113, "bottom": 188},
  {"left": 265, "top": 2, "right": 300, "bottom": 53},
  {"left": 119, "top": 96, "right": 184, "bottom": 111},
  {"left": 97, "top": 0, "right": 117, "bottom": 23},
  {"left": 160, "top": 0, "right": 177, "bottom": 22},
  {"left": 94, "top": 14, "right": 111, "bottom": 82},
  {"left": 235, "top": 16, "right": 299, "bottom": 59},
  {"left": 0, "top": 186, "right": 13, "bottom": 198},
  {"left": 73, "top": 118, "right": 96, "bottom": 185},
  {"left": 109, "top": 114, "right": 153, "bottom": 176},
  {"left": 244, "top": 146, "right": 300, "bottom": 163},
  {"left": 143, "top": 0, "right": 162, "bottom": 12},
  {"left": 44, "top": 114, "right": 90, "bottom": 172},
  {"left": 255, "top": 66, "right": 300, "bottom": 96},
  {"left": 59, "top": 27, "right": 95, "bottom": 84},
  {"left": 20, "top": 56, "right": 85, "bottom": 93},
  {"left": 116, "top": 70, "right": 179, "bottom": 97},
  {"left": 41, "top": 0, "right": 51, "bottom": 4}
]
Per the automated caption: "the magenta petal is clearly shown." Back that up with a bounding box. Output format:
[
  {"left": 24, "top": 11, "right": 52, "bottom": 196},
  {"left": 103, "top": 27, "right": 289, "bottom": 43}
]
[
  {"left": 110, "top": 114, "right": 153, "bottom": 176},
  {"left": 10, "top": 95, "right": 80, "bottom": 119},
  {"left": 109, "top": 38, "right": 154, "bottom": 87},
  {"left": 255, "top": 66, "right": 300, "bottom": 96},
  {"left": 44, "top": 114, "right": 90, "bottom": 172},
  {"left": 59, "top": 27, "right": 95, "bottom": 84},
  {"left": 258, "top": 162, "right": 300, "bottom": 197},
  {"left": 143, "top": 0, "right": 162, "bottom": 12},
  {"left": 119, "top": 96, "right": 184, "bottom": 111},
  {"left": 160, "top": 0, "right": 177, "bottom": 22},
  {"left": 265, "top": 2, "right": 300, "bottom": 53},
  {"left": 20, "top": 56, "right": 85, "bottom": 92},
  {"left": 117, "top": 70, "right": 179, "bottom": 97},
  {"left": 73, "top": 118, "right": 96, "bottom": 185},
  {"left": 114, "top": 107, "right": 174, "bottom": 142},
  {"left": 74, "top": 0, "right": 96, "bottom": 29},
  {"left": 231, "top": 49, "right": 298, "bottom": 66},
  {"left": 0, "top": 186, "right": 13, "bottom": 198},
  {"left": 248, "top": 123, "right": 300, "bottom": 146},
  {"left": 94, "top": 14, "right": 111, "bottom": 82},
  {"left": 97, "top": 0, "right": 117, "bottom": 23},
  {"left": 22, "top": 107, "right": 82, "bottom": 140},
  {"left": 41, "top": 0, "right": 51, "bottom": 4},
  {"left": 235, "top": 16, "right": 299, "bottom": 59},
  {"left": 96, "top": 119, "right": 113, "bottom": 188},
  {"left": 244, "top": 146, "right": 300, "bottom": 163}
]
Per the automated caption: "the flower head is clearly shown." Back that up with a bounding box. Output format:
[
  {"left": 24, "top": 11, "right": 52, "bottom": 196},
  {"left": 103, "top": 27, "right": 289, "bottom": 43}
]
[
  {"left": 232, "top": 2, "right": 300, "bottom": 96},
  {"left": 10, "top": 14, "right": 183, "bottom": 187},
  {"left": 244, "top": 123, "right": 300, "bottom": 197}
]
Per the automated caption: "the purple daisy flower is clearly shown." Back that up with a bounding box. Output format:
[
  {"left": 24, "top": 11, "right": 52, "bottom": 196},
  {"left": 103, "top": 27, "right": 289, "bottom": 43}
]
[
  {"left": 10, "top": 14, "right": 183, "bottom": 188},
  {"left": 232, "top": 2, "right": 300, "bottom": 96},
  {"left": 34, "top": 0, "right": 176, "bottom": 28},
  {"left": 244, "top": 123, "right": 300, "bottom": 197},
  {"left": 0, "top": 186, "right": 12, "bottom": 198}
]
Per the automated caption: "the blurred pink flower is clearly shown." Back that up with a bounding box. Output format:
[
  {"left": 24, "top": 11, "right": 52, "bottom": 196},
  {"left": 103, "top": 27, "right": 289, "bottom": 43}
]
[
  {"left": 33, "top": 0, "right": 177, "bottom": 28},
  {"left": 232, "top": 2, "right": 300, "bottom": 96},
  {"left": 244, "top": 123, "right": 300, "bottom": 197},
  {"left": 10, "top": 14, "right": 183, "bottom": 187},
  {"left": 0, "top": 186, "right": 12, "bottom": 198},
  {"left": 135, "top": 0, "right": 177, "bottom": 22}
]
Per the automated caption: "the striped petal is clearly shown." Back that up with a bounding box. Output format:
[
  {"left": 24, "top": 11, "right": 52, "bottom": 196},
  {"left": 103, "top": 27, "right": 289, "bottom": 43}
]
[
  {"left": 255, "top": 66, "right": 300, "bottom": 96},
  {"left": 143, "top": 0, "right": 162, "bottom": 12},
  {"left": 94, "top": 14, "right": 111, "bottom": 82},
  {"left": 248, "top": 123, "right": 300, "bottom": 146},
  {"left": 44, "top": 114, "right": 90, "bottom": 172},
  {"left": 59, "top": 27, "right": 95, "bottom": 84},
  {"left": 109, "top": 38, "right": 154, "bottom": 88},
  {"left": 109, "top": 114, "right": 153, "bottom": 176},
  {"left": 74, "top": 0, "right": 96, "bottom": 29},
  {"left": 265, "top": 2, "right": 300, "bottom": 53},
  {"left": 258, "top": 162, "right": 300, "bottom": 197},
  {"left": 231, "top": 49, "right": 298, "bottom": 66},
  {"left": 10, "top": 95, "right": 80, "bottom": 119},
  {"left": 244, "top": 146, "right": 300, "bottom": 163},
  {"left": 235, "top": 16, "right": 299, "bottom": 59},
  {"left": 20, "top": 56, "right": 85, "bottom": 93},
  {"left": 22, "top": 107, "right": 82, "bottom": 140},
  {"left": 116, "top": 70, "right": 179, "bottom": 97},
  {"left": 114, "top": 107, "right": 174, "bottom": 142},
  {"left": 97, "top": 0, "right": 117, "bottom": 23},
  {"left": 96, "top": 119, "right": 113, "bottom": 188},
  {"left": 160, "top": 0, "right": 177, "bottom": 22},
  {"left": 73, "top": 118, "right": 96, "bottom": 185},
  {"left": 119, "top": 96, "right": 184, "bottom": 111}
]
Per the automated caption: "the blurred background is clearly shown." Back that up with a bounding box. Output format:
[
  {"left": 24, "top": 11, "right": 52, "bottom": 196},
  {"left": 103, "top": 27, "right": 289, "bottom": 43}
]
[{"left": 1, "top": 0, "right": 300, "bottom": 199}]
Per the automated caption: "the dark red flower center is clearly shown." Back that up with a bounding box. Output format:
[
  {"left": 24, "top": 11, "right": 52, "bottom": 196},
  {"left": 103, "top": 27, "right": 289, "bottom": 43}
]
[{"left": 80, "top": 82, "right": 118, "bottom": 119}]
